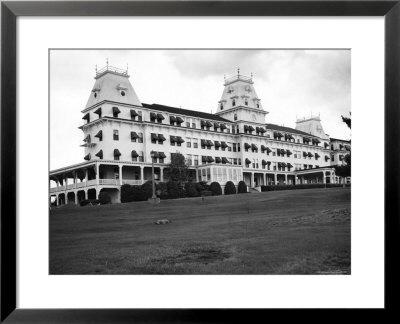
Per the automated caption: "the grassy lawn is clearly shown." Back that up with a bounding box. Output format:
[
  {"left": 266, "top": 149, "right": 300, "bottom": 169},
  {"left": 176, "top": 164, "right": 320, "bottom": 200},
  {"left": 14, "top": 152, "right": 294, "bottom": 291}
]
[{"left": 49, "top": 188, "right": 350, "bottom": 275}]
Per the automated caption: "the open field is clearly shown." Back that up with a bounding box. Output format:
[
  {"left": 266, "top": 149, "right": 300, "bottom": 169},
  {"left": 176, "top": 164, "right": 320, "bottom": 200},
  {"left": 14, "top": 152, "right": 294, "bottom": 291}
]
[{"left": 50, "top": 188, "right": 350, "bottom": 274}]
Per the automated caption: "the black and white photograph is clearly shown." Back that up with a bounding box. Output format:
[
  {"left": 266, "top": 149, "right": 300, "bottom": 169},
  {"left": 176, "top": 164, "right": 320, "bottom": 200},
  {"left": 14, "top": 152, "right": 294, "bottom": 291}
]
[{"left": 49, "top": 49, "right": 351, "bottom": 275}]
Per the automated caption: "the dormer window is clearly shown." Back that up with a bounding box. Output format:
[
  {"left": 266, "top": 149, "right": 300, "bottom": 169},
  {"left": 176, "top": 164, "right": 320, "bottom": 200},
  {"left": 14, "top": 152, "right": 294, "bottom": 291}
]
[
  {"left": 220, "top": 103, "right": 223, "bottom": 110},
  {"left": 120, "top": 90, "right": 126, "bottom": 97},
  {"left": 245, "top": 99, "right": 248, "bottom": 106},
  {"left": 94, "top": 93, "right": 97, "bottom": 98},
  {"left": 232, "top": 99, "right": 236, "bottom": 106},
  {"left": 256, "top": 103, "right": 260, "bottom": 108},
  {"left": 234, "top": 113, "right": 238, "bottom": 121}
]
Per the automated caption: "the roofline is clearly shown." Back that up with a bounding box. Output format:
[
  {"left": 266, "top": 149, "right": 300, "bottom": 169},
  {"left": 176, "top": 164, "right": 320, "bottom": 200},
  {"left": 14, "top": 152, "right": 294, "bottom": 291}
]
[{"left": 329, "top": 137, "right": 351, "bottom": 143}]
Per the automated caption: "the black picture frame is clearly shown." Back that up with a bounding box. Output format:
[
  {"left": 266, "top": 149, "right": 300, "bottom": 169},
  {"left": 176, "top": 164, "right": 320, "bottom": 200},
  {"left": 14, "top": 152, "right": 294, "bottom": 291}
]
[{"left": 1, "top": 1, "right": 399, "bottom": 322}]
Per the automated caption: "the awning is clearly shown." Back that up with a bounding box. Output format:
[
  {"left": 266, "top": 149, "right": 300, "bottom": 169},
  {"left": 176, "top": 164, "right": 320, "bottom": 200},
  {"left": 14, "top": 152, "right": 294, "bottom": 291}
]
[
  {"left": 95, "top": 150, "right": 103, "bottom": 159},
  {"left": 150, "top": 112, "right": 157, "bottom": 119},
  {"left": 308, "top": 152, "right": 314, "bottom": 157},
  {"left": 112, "top": 107, "right": 121, "bottom": 115},
  {"left": 262, "top": 159, "right": 268, "bottom": 165},
  {"left": 176, "top": 117, "right": 184, "bottom": 124},
  {"left": 201, "top": 120, "right": 206, "bottom": 126},
  {"left": 151, "top": 152, "right": 159, "bottom": 158},
  {"left": 201, "top": 139, "right": 207, "bottom": 146},
  {"left": 202, "top": 156, "right": 208, "bottom": 162},
  {"left": 245, "top": 158, "right": 251, "bottom": 165},
  {"left": 222, "top": 157, "right": 230, "bottom": 164},
  {"left": 287, "top": 163, "right": 293, "bottom": 168},
  {"left": 261, "top": 145, "right": 267, "bottom": 152},
  {"left": 82, "top": 113, "right": 90, "bottom": 121},
  {"left": 177, "top": 137, "right": 185, "bottom": 143},
  {"left": 287, "top": 134, "right": 294, "bottom": 140},
  {"left": 84, "top": 134, "right": 91, "bottom": 142},
  {"left": 207, "top": 140, "right": 214, "bottom": 146},
  {"left": 339, "top": 155, "right": 344, "bottom": 161},
  {"left": 303, "top": 152, "right": 308, "bottom": 157},
  {"left": 114, "top": 149, "right": 121, "bottom": 156},
  {"left": 266, "top": 161, "right": 271, "bottom": 165},
  {"left": 158, "top": 134, "right": 166, "bottom": 142},
  {"left": 324, "top": 142, "right": 329, "bottom": 148},
  {"left": 315, "top": 153, "right": 320, "bottom": 158},
  {"left": 130, "top": 109, "right": 139, "bottom": 117},
  {"left": 266, "top": 147, "right": 272, "bottom": 153},
  {"left": 169, "top": 116, "right": 177, "bottom": 122},
  {"left": 278, "top": 162, "right": 282, "bottom": 167},
  {"left": 325, "top": 155, "right": 330, "bottom": 161},
  {"left": 244, "top": 125, "right": 249, "bottom": 131},
  {"left": 214, "top": 141, "right": 221, "bottom": 147},
  {"left": 131, "top": 132, "right": 139, "bottom": 140},
  {"left": 274, "top": 131, "right": 283, "bottom": 138},
  {"left": 339, "top": 144, "right": 344, "bottom": 150},
  {"left": 314, "top": 138, "right": 321, "bottom": 144},
  {"left": 286, "top": 150, "right": 292, "bottom": 155},
  {"left": 94, "top": 130, "right": 102, "bottom": 139},
  {"left": 303, "top": 137, "right": 311, "bottom": 142},
  {"left": 131, "top": 150, "right": 139, "bottom": 158},
  {"left": 345, "top": 145, "right": 351, "bottom": 151},
  {"left": 151, "top": 133, "right": 159, "bottom": 140},
  {"left": 214, "top": 122, "right": 220, "bottom": 128},
  {"left": 84, "top": 153, "right": 91, "bottom": 161},
  {"left": 251, "top": 144, "right": 258, "bottom": 150},
  {"left": 221, "top": 141, "right": 228, "bottom": 148},
  {"left": 215, "top": 157, "right": 222, "bottom": 163},
  {"left": 205, "top": 121, "right": 213, "bottom": 127},
  {"left": 208, "top": 156, "right": 214, "bottom": 163},
  {"left": 94, "top": 107, "right": 102, "bottom": 115},
  {"left": 281, "top": 162, "right": 287, "bottom": 167},
  {"left": 170, "top": 136, "right": 178, "bottom": 142},
  {"left": 304, "top": 164, "right": 308, "bottom": 169},
  {"left": 156, "top": 113, "right": 165, "bottom": 120},
  {"left": 248, "top": 126, "right": 255, "bottom": 132},
  {"left": 220, "top": 124, "right": 227, "bottom": 130},
  {"left": 244, "top": 143, "right": 251, "bottom": 149},
  {"left": 259, "top": 127, "right": 266, "bottom": 133},
  {"left": 158, "top": 152, "right": 166, "bottom": 159}
]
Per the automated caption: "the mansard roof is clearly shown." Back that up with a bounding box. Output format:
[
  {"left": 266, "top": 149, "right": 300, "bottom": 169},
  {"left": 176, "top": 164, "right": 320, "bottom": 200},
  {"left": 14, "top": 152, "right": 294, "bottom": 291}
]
[
  {"left": 265, "top": 123, "right": 316, "bottom": 137},
  {"left": 142, "top": 103, "right": 231, "bottom": 123}
]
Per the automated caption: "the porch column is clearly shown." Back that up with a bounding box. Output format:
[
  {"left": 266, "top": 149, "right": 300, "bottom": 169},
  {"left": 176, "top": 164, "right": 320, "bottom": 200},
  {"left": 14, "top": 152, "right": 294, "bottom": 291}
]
[
  {"left": 250, "top": 172, "right": 254, "bottom": 187},
  {"left": 84, "top": 168, "right": 88, "bottom": 183},
  {"left": 285, "top": 174, "right": 288, "bottom": 184},
  {"left": 323, "top": 171, "right": 326, "bottom": 184},
  {"left": 274, "top": 173, "right": 277, "bottom": 185},
  {"left": 140, "top": 166, "right": 144, "bottom": 183},
  {"left": 56, "top": 194, "right": 59, "bottom": 206},
  {"left": 96, "top": 163, "right": 100, "bottom": 181},
  {"left": 160, "top": 167, "right": 164, "bottom": 182},
  {"left": 96, "top": 189, "right": 100, "bottom": 200},
  {"left": 74, "top": 171, "right": 78, "bottom": 188},
  {"left": 74, "top": 191, "right": 78, "bottom": 205},
  {"left": 119, "top": 165, "right": 123, "bottom": 185},
  {"left": 195, "top": 169, "right": 199, "bottom": 182},
  {"left": 263, "top": 173, "right": 266, "bottom": 186},
  {"left": 83, "top": 189, "right": 87, "bottom": 200}
]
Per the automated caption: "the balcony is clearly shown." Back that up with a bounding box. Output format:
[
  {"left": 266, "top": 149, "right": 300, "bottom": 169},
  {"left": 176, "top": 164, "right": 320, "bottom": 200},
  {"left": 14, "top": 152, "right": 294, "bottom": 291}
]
[{"left": 49, "top": 178, "right": 144, "bottom": 193}]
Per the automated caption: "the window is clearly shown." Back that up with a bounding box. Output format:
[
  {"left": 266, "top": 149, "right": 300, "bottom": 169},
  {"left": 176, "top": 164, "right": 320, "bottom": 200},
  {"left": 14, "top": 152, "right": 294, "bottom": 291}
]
[
  {"left": 245, "top": 99, "right": 248, "bottom": 106},
  {"left": 272, "top": 148, "right": 276, "bottom": 156},
  {"left": 137, "top": 111, "right": 142, "bottom": 121},
  {"left": 186, "top": 154, "right": 193, "bottom": 166},
  {"left": 232, "top": 99, "right": 236, "bottom": 106},
  {"left": 159, "top": 157, "right": 164, "bottom": 164},
  {"left": 220, "top": 103, "right": 224, "bottom": 110},
  {"left": 194, "top": 155, "right": 199, "bottom": 166},
  {"left": 186, "top": 138, "right": 192, "bottom": 148},
  {"left": 113, "top": 130, "right": 119, "bottom": 141},
  {"left": 233, "top": 143, "right": 237, "bottom": 152},
  {"left": 228, "top": 143, "right": 232, "bottom": 152},
  {"left": 186, "top": 121, "right": 190, "bottom": 127},
  {"left": 256, "top": 102, "right": 260, "bottom": 108},
  {"left": 112, "top": 107, "right": 120, "bottom": 118},
  {"left": 238, "top": 144, "right": 241, "bottom": 152},
  {"left": 233, "top": 158, "right": 238, "bottom": 165},
  {"left": 139, "top": 151, "right": 144, "bottom": 162},
  {"left": 138, "top": 132, "right": 143, "bottom": 143},
  {"left": 238, "top": 158, "right": 242, "bottom": 165},
  {"left": 192, "top": 122, "right": 196, "bottom": 128},
  {"left": 234, "top": 113, "right": 238, "bottom": 121},
  {"left": 151, "top": 133, "right": 158, "bottom": 144}
]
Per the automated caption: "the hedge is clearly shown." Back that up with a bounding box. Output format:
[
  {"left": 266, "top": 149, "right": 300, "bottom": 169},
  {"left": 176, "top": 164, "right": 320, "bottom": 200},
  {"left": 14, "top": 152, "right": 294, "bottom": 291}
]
[
  {"left": 121, "top": 184, "right": 147, "bottom": 202},
  {"left": 224, "top": 181, "right": 236, "bottom": 195},
  {"left": 209, "top": 182, "right": 222, "bottom": 196},
  {"left": 260, "top": 183, "right": 345, "bottom": 192},
  {"left": 79, "top": 199, "right": 100, "bottom": 206},
  {"left": 238, "top": 181, "right": 248, "bottom": 194},
  {"left": 185, "top": 182, "right": 200, "bottom": 197}
]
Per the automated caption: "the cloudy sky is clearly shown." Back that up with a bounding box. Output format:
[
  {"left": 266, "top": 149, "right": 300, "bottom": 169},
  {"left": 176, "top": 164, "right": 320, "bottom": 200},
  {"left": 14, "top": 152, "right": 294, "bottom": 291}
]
[{"left": 50, "top": 49, "right": 351, "bottom": 170}]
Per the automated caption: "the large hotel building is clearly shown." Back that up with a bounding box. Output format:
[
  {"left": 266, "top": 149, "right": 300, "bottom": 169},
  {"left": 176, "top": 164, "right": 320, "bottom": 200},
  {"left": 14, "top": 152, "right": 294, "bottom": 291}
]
[{"left": 50, "top": 64, "right": 351, "bottom": 204}]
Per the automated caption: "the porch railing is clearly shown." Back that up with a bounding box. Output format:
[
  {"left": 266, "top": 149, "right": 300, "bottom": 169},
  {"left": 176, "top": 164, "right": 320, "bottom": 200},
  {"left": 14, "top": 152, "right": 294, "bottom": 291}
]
[{"left": 49, "top": 178, "right": 144, "bottom": 193}]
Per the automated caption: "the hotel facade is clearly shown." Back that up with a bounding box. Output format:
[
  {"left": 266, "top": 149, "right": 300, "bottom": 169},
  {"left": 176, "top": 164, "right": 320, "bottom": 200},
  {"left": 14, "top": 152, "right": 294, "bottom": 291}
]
[{"left": 50, "top": 65, "right": 351, "bottom": 205}]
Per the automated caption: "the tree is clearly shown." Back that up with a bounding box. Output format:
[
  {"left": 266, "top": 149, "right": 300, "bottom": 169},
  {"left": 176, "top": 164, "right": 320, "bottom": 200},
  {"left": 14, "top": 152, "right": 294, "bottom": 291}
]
[
  {"left": 98, "top": 191, "right": 111, "bottom": 204},
  {"left": 185, "top": 182, "right": 199, "bottom": 197},
  {"left": 335, "top": 113, "right": 351, "bottom": 186},
  {"left": 238, "top": 181, "right": 248, "bottom": 193},
  {"left": 167, "top": 153, "right": 189, "bottom": 182}
]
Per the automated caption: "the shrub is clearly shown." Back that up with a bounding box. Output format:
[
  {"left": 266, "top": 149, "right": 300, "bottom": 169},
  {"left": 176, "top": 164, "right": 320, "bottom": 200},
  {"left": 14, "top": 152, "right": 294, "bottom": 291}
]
[
  {"left": 79, "top": 199, "right": 100, "bottom": 206},
  {"left": 98, "top": 192, "right": 111, "bottom": 204},
  {"left": 167, "top": 181, "right": 180, "bottom": 199},
  {"left": 121, "top": 184, "right": 133, "bottom": 203},
  {"left": 224, "top": 181, "right": 236, "bottom": 195},
  {"left": 185, "top": 182, "right": 200, "bottom": 197},
  {"left": 238, "top": 181, "right": 248, "bottom": 193},
  {"left": 131, "top": 186, "right": 148, "bottom": 201},
  {"left": 195, "top": 181, "right": 209, "bottom": 192},
  {"left": 260, "top": 183, "right": 344, "bottom": 192},
  {"left": 141, "top": 180, "right": 156, "bottom": 199},
  {"left": 209, "top": 182, "right": 222, "bottom": 196},
  {"left": 156, "top": 182, "right": 169, "bottom": 199}
]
